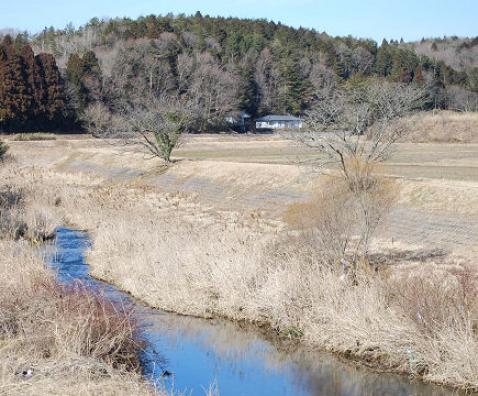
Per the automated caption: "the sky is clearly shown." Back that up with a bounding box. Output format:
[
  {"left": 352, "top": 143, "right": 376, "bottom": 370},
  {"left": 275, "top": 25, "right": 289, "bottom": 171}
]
[{"left": 1, "top": 0, "right": 477, "bottom": 42}]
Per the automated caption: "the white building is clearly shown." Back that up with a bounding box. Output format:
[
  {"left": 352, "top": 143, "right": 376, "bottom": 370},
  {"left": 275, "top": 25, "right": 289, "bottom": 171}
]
[{"left": 256, "top": 115, "right": 303, "bottom": 130}]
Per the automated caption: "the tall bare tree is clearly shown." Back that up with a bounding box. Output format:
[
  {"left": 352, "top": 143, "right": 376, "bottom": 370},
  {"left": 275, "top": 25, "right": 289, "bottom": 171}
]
[{"left": 303, "top": 79, "right": 426, "bottom": 175}]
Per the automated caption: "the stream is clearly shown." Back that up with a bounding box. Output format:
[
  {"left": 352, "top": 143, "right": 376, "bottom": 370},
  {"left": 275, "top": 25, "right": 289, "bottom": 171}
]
[{"left": 48, "top": 227, "right": 457, "bottom": 396}]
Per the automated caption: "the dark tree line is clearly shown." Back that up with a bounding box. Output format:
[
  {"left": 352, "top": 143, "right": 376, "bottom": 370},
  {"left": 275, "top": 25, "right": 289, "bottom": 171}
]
[{"left": 0, "top": 36, "right": 71, "bottom": 132}]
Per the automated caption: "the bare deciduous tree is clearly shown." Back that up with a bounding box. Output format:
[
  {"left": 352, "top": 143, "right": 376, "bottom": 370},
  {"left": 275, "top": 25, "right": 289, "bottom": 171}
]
[
  {"left": 125, "top": 97, "right": 193, "bottom": 163},
  {"left": 186, "top": 52, "right": 239, "bottom": 132},
  {"left": 82, "top": 102, "right": 115, "bottom": 137},
  {"left": 446, "top": 85, "right": 478, "bottom": 112},
  {"left": 289, "top": 80, "right": 425, "bottom": 278},
  {"left": 255, "top": 48, "right": 281, "bottom": 114},
  {"left": 83, "top": 97, "right": 192, "bottom": 164},
  {"left": 303, "top": 79, "right": 426, "bottom": 173}
]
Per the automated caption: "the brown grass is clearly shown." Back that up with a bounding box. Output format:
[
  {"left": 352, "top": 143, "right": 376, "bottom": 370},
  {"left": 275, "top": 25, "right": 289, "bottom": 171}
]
[
  {"left": 401, "top": 110, "right": 478, "bottom": 143},
  {"left": 3, "top": 138, "right": 478, "bottom": 392},
  {"left": 0, "top": 174, "right": 157, "bottom": 395},
  {"left": 12, "top": 133, "right": 57, "bottom": 141},
  {"left": 9, "top": 165, "right": 476, "bottom": 391}
]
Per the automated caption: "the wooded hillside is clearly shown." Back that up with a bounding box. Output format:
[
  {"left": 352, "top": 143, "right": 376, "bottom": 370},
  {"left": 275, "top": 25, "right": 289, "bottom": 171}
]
[{"left": 1, "top": 14, "right": 478, "bottom": 132}]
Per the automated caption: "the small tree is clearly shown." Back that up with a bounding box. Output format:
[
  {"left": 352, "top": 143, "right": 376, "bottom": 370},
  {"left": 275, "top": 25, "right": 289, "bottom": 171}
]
[
  {"left": 82, "top": 102, "right": 113, "bottom": 137},
  {"left": 126, "top": 98, "right": 192, "bottom": 163},
  {"left": 303, "top": 79, "right": 426, "bottom": 177},
  {"left": 292, "top": 79, "right": 425, "bottom": 278}
]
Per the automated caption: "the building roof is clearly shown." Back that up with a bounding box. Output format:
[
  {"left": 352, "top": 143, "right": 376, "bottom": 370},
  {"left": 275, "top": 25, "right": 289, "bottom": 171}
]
[{"left": 256, "top": 115, "right": 302, "bottom": 122}]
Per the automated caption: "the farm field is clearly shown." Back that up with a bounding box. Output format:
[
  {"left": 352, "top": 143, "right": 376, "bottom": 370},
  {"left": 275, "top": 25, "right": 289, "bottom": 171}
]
[{"left": 9, "top": 134, "right": 478, "bottom": 256}]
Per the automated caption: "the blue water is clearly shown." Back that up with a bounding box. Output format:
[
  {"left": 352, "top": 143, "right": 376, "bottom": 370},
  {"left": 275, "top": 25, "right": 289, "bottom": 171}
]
[{"left": 48, "top": 227, "right": 456, "bottom": 396}]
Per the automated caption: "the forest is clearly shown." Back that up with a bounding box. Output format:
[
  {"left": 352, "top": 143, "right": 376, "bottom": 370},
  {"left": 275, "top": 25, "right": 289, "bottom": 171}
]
[{"left": 1, "top": 12, "right": 478, "bottom": 132}]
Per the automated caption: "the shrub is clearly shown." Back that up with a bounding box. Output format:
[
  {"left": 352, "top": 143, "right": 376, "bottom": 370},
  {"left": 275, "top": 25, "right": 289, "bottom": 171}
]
[
  {"left": 0, "top": 141, "right": 8, "bottom": 160},
  {"left": 284, "top": 172, "right": 398, "bottom": 277},
  {"left": 0, "top": 186, "right": 27, "bottom": 240},
  {"left": 12, "top": 133, "right": 57, "bottom": 141},
  {"left": 386, "top": 264, "right": 478, "bottom": 335}
]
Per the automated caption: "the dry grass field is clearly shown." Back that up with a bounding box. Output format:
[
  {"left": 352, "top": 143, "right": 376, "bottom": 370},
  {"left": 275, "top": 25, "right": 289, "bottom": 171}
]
[{"left": 3, "top": 131, "right": 478, "bottom": 391}]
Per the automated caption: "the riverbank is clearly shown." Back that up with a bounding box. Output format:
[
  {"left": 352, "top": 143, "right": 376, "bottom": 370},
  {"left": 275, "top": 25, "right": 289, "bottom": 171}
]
[
  {"left": 4, "top": 137, "right": 478, "bottom": 393},
  {"left": 0, "top": 170, "right": 156, "bottom": 395}
]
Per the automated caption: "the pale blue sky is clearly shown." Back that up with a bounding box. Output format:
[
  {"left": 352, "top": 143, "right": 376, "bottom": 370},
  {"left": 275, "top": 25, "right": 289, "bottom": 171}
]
[{"left": 1, "top": 0, "right": 477, "bottom": 42}]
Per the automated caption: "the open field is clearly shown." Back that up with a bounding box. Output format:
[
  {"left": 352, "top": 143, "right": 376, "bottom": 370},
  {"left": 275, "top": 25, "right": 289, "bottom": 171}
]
[
  {"left": 8, "top": 135, "right": 478, "bottom": 254},
  {"left": 3, "top": 133, "right": 478, "bottom": 391}
]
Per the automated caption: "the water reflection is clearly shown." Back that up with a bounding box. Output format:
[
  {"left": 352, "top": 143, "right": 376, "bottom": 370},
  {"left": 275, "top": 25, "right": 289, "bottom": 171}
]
[{"left": 49, "top": 228, "right": 459, "bottom": 396}]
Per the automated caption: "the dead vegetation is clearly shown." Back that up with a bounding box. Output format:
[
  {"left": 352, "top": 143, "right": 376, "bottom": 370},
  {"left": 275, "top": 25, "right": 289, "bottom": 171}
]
[
  {"left": 3, "top": 135, "right": 478, "bottom": 392},
  {"left": 9, "top": 162, "right": 476, "bottom": 392},
  {"left": 0, "top": 166, "right": 156, "bottom": 395},
  {"left": 400, "top": 110, "right": 478, "bottom": 143},
  {"left": 12, "top": 133, "right": 57, "bottom": 141}
]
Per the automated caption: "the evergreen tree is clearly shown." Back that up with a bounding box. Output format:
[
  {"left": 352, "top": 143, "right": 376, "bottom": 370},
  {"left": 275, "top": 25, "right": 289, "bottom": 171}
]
[
  {"left": 236, "top": 61, "right": 258, "bottom": 115},
  {"left": 0, "top": 36, "right": 67, "bottom": 132},
  {"left": 374, "top": 39, "right": 393, "bottom": 77},
  {"left": 36, "top": 53, "right": 66, "bottom": 126},
  {"left": 0, "top": 36, "right": 32, "bottom": 130},
  {"left": 277, "top": 53, "right": 308, "bottom": 115},
  {"left": 66, "top": 51, "right": 103, "bottom": 112}
]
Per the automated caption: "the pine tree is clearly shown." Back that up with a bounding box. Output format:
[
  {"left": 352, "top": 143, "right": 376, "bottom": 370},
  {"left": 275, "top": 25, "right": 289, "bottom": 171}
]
[
  {"left": 278, "top": 53, "right": 307, "bottom": 115},
  {"left": 374, "top": 39, "right": 393, "bottom": 77},
  {"left": 36, "top": 53, "right": 66, "bottom": 126},
  {"left": 236, "top": 62, "right": 258, "bottom": 115},
  {"left": 0, "top": 36, "right": 32, "bottom": 130}
]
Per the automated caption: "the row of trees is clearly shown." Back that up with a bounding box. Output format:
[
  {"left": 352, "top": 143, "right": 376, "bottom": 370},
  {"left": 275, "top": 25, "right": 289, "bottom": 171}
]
[
  {"left": 0, "top": 36, "right": 69, "bottom": 132},
  {"left": 31, "top": 14, "right": 478, "bottom": 118},
  {"left": 2, "top": 14, "right": 478, "bottom": 132}
]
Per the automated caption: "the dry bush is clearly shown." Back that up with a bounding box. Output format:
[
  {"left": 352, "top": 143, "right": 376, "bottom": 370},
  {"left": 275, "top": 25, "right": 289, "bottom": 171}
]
[
  {"left": 12, "top": 133, "right": 57, "bottom": 142},
  {"left": 0, "top": 140, "right": 8, "bottom": 160},
  {"left": 284, "top": 170, "right": 398, "bottom": 276},
  {"left": 399, "top": 110, "right": 478, "bottom": 143},
  {"left": 0, "top": 185, "right": 59, "bottom": 242},
  {"left": 0, "top": 172, "right": 155, "bottom": 394},
  {"left": 0, "top": 241, "right": 155, "bottom": 395},
  {"left": 382, "top": 263, "right": 478, "bottom": 388},
  {"left": 283, "top": 178, "right": 356, "bottom": 269},
  {"left": 0, "top": 185, "right": 27, "bottom": 240},
  {"left": 386, "top": 264, "right": 478, "bottom": 334}
]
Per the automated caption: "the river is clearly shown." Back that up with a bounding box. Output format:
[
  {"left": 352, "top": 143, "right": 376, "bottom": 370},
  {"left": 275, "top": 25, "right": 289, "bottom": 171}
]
[{"left": 48, "top": 227, "right": 457, "bottom": 396}]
